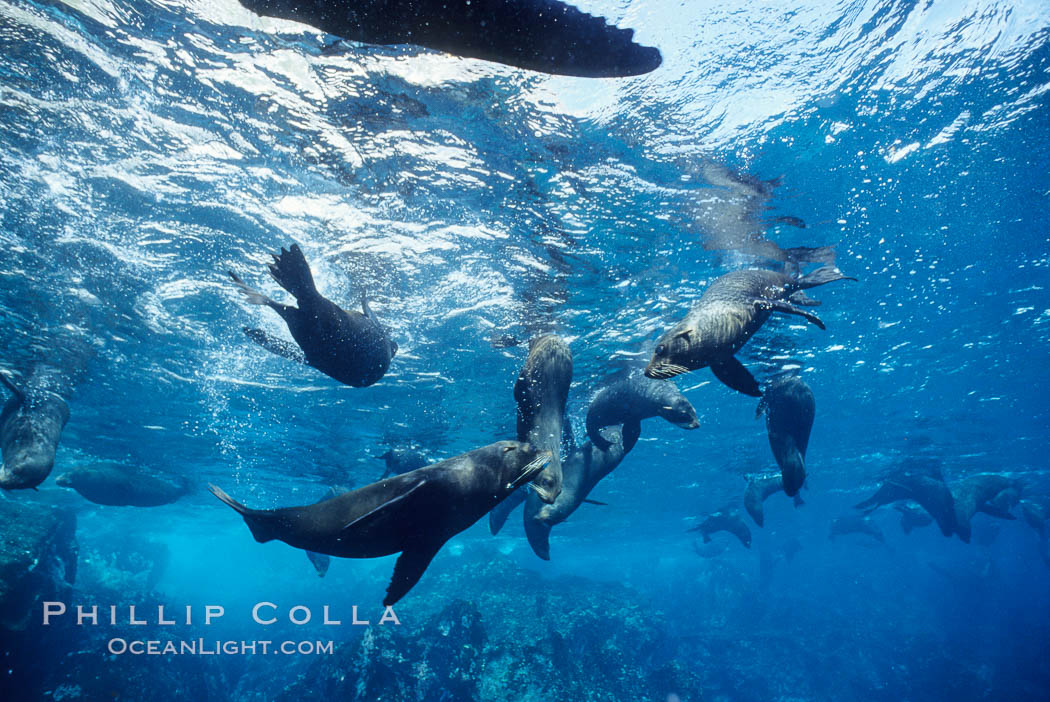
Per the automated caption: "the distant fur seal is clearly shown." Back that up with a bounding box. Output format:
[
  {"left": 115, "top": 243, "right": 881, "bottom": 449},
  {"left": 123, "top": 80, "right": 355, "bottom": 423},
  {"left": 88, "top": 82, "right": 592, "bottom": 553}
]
[
  {"left": 376, "top": 449, "right": 428, "bottom": 479},
  {"left": 829, "top": 514, "right": 884, "bottom": 543},
  {"left": 688, "top": 509, "right": 752, "bottom": 548},
  {"left": 854, "top": 458, "right": 957, "bottom": 537},
  {"left": 756, "top": 375, "right": 814, "bottom": 496},
  {"left": 585, "top": 371, "right": 698, "bottom": 451},
  {"left": 238, "top": 0, "right": 662, "bottom": 78},
  {"left": 522, "top": 425, "right": 639, "bottom": 560},
  {"left": 229, "top": 243, "right": 397, "bottom": 388},
  {"left": 645, "top": 265, "right": 855, "bottom": 396},
  {"left": 1, "top": 369, "right": 70, "bottom": 490},
  {"left": 950, "top": 474, "right": 1019, "bottom": 544},
  {"left": 55, "top": 464, "right": 191, "bottom": 506},
  {"left": 743, "top": 473, "right": 804, "bottom": 527},
  {"left": 1020, "top": 496, "right": 1050, "bottom": 537},
  {"left": 514, "top": 334, "right": 572, "bottom": 503},
  {"left": 895, "top": 502, "right": 933, "bottom": 534},
  {"left": 211, "top": 441, "right": 550, "bottom": 605}
]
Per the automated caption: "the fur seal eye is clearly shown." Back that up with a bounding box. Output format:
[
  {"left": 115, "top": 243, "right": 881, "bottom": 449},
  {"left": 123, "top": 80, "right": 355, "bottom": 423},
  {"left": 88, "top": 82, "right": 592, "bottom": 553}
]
[{"left": 502, "top": 446, "right": 515, "bottom": 453}]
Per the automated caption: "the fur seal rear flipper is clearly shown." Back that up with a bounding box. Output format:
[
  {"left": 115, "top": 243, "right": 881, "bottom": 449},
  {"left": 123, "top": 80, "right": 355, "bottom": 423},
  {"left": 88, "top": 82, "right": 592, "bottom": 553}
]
[
  {"left": 710, "top": 357, "right": 761, "bottom": 397},
  {"left": 243, "top": 327, "right": 308, "bottom": 363},
  {"left": 239, "top": 0, "right": 661, "bottom": 78}
]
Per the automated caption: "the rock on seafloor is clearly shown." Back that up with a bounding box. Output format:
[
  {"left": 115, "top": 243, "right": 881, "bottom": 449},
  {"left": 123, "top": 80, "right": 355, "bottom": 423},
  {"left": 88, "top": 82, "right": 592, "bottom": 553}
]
[
  {"left": 273, "top": 557, "right": 703, "bottom": 702},
  {"left": 0, "top": 499, "right": 78, "bottom": 631}
]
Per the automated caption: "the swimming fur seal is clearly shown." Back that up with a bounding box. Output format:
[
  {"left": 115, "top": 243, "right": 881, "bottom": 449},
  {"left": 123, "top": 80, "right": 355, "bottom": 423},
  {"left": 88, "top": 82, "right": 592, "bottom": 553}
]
[
  {"left": 376, "top": 448, "right": 428, "bottom": 479},
  {"left": 0, "top": 369, "right": 70, "bottom": 490},
  {"left": 829, "top": 514, "right": 884, "bottom": 543},
  {"left": 644, "top": 265, "right": 855, "bottom": 396},
  {"left": 229, "top": 244, "right": 397, "bottom": 388},
  {"left": 756, "top": 374, "right": 814, "bottom": 496},
  {"left": 522, "top": 425, "right": 638, "bottom": 560},
  {"left": 895, "top": 502, "right": 933, "bottom": 534},
  {"left": 688, "top": 509, "right": 752, "bottom": 548},
  {"left": 304, "top": 486, "right": 351, "bottom": 577},
  {"left": 854, "top": 458, "right": 957, "bottom": 537},
  {"left": 743, "top": 473, "right": 804, "bottom": 527},
  {"left": 1020, "top": 496, "right": 1050, "bottom": 537},
  {"left": 514, "top": 334, "right": 572, "bottom": 503},
  {"left": 55, "top": 464, "right": 191, "bottom": 506},
  {"left": 238, "top": 0, "right": 662, "bottom": 78},
  {"left": 951, "top": 474, "right": 1020, "bottom": 544},
  {"left": 211, "top": 441, "right": 550, "bottom": 605},
  {"left": 585, "top": 371, "right": 698, "bottom": 451}
]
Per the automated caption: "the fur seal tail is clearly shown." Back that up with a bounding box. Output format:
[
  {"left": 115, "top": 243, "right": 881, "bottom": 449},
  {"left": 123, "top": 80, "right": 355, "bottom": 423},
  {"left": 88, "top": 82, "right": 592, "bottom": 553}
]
[
  {"left": 268, "top": 244, "right": 318, "bottom": 300},
  {"left": 209, "top": 485, "right": 277, "bottom": 544},
  {"left": 797, "top": 265, "right": 858, "bottom": 289}
]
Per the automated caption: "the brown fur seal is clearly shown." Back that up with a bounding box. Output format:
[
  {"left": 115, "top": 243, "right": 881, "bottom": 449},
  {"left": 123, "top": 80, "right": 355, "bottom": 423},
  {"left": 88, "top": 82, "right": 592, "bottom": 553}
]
[
  {"left": 829, "top": 514, "right": 884, "bottom": 543},
  {"left": 854, "top": 458, "right": 957, "bottom": 537},
  {"left": 757, "top": 375, "right": 814, "bottom": 496},
  {"left": 211, "top": 441, "right": 550, "bottom": 605},
  {"left": 55, "top": 464, "right": 191, "bottom": 506},
  {"left": 743, "top": 473, "right": 804, "bottom": 527},
  {"left": 1, "top": 369, "right": 70, "bottom": 490},
  {"left": 229, "top": 243, "right": 397, "bottom": 388},
  {"left": 895, "top": 502, "right": 934, "bottom": 534},
  {"left": 585, "top": 370, "right": 698, "bottom": 451},
  {"left": 688, "top": 509, "right": 752, "bottom": 548},
  {"left": 644, "top": 265, "right": 855, "bottom": 396},
  {"left": 950, "top": 474, "right": 1020, "bottom": 543},
  {"left": 514, "top": 334, "right": 572, "bottom": 503}
]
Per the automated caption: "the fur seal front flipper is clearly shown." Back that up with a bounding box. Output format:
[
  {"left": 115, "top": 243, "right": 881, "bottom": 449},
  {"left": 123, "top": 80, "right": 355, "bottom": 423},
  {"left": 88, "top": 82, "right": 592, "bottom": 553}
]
[
  {"left": 488, "top": 488, "right": 527, "bottom": 534},
  {"left": 238, "top": 0, "right": 662, "bottom": 78},
  {"left": 387, "top": 541, "right": 443, "bottom": 607},
  {"left": 710, "top": 357, "right": 761, "bottom": 397},
  {"left": 243, "top": 327, "right": 308, "bottom": 363},
  {"left": 756, "top": 299, "right": 826, "bottom": 329}
]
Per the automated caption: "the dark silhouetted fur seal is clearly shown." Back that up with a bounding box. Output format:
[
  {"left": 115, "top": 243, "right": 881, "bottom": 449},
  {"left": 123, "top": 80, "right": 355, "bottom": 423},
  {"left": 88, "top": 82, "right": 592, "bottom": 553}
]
[
  {"left": 743, "top": 473, "right": 804, "bottom": 527},
  {"left": 1, "top": 369, "right": 70, "bottom": 490},
  {"left": 645, "top": 266, "right": 854, "bottom": 396},
  {"left": 829, "top": 514, "right": 884, "bottom": 543},
  {"left": 689, "top": 509, "right": 752, "bottom": 548},
  {"left": 238, "top": 0, "right": 661, "bottom": 78},
  {"left": 55, "top": 464, "right": 190, "bottom": 506},
  {"left": 757, "top": 374, "right": 814, "bottom": 496},
  {"left": 229, "top": 244, "right": 396, "bottom": 387},
  {"left": 895, "top": 502, "right": 934, "bottom": 534},
  {"left": 585, "top": 371, "right": 698, "bottom": 451},
  {"left": 211, "top": 441, "right": 550, "bottom": 605},
  {"left": 951, "top": 474, "right": 1020, "bottom": 543},
  {"left": 854, "top": 458, "right": 957, "bottom": 537},
  {"left": 376, "top": 448, "right": 428, "bottom": 479}
]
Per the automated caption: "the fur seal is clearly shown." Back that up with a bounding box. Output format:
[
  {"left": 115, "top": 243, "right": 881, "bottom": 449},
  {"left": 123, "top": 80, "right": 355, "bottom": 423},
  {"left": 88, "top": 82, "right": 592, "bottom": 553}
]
[
  {"left": 756, "top": 375, "right": 814, "bottom": 496},
  {"left": 829, "top": 514, "right": 884, "bottom": 543},
  {"left": 522, "top": 425, "right": 638, "bottom": 560},
  {"left": 376, "top": 449, "right": 428, "bottom": 479},
  {"left": 305, "top": 486, "right": 352, "bottom": 577},
  {"left": 229, "top": 243, "right": 397, "bottom": 388},
  {"left": 0, "top": 369, "right": 70, "bottom": 490},
  {"left": 688, "top": 509, "right": 752, "bottom": 548},
  {"left": 950, "top": 474, "right": 1020, "bottom": 544},
  {"left": 211, "top": 441, "right": 550, "bottom": 605},
  {"left": 1020, "top": 496, "right": 1050, "bottom": 537},
  {"left": 743, "top": 473, "right": 804, "bottom": 527},
  {"left": 238, "top": 0, "right": 661, "bottom": 78},
  {"left": 514, "top": 334, "right": 572, "bottom": 503},
  {"left": 644, "top": 265, "right": 855, "bottom": 396},
  {"left": 55, "top": 464, "right": 191, "bottom": 506},
  {"left": 895, "top": 502, "right": 933, "bottom": 534},
  {"left": 854, "top": 458, "right": 957, "bottom": 537},
  {"left": 585, "top": 371, "right": 698, "bottom": 451}
]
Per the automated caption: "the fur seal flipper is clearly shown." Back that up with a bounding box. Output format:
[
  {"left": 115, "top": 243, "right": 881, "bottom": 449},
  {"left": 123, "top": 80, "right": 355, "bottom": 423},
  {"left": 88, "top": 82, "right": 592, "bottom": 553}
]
[
  {"left": 212, "top": 441, "right": 550, "bottom": 605},
  {"left": 645, "top": 266, "right": 855, "bottom": 392},
  {"left": 229, "top": 244, "right": 397, "bottom": 388},
  {"left": 239, "top": 0, "right": 662, "bottom": 78}
]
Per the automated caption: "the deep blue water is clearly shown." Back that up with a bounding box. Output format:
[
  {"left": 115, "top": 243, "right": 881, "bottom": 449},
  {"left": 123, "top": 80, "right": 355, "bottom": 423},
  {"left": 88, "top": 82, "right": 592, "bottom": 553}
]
[{"left": 1, "top": 1, "right": 1049, "bottom": 700}]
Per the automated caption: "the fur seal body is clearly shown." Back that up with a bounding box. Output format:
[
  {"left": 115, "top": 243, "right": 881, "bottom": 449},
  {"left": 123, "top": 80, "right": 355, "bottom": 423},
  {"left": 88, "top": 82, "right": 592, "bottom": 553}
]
[
  {"left": 211, "top": 441, "right": 550, "bottom": 605},
  {"left": 951, "top": 474, "right": 1019, "bottom": 543},
  {"left": 55, "top": 465, "right": 190, "bottom": 506},
  {"left": 854, "top": 459, "right": 957, "bottom": 537},
  {"left": 644, "top": 266, "right": 854, "bottom": 396},
  {"left": 514, "top": 335, "right": 572, "bottom": 503},
  {"left": 757, "top": 375, "right": 814, "bottom": 496},
  {"left": 522, "top": 425, "right": 638, "bottom": 560},
  {"left": 829, "top": 514, "right": 884, "bottom": 543},
  {"left": 0, "top": 370, "right": 70, "bottom": 490},
  {"left": 895, "top": 502, "right": 934, "bottom": 534},
  {"left": 230, "top": 244, "right": 397, "bottom": 388},
  {"left": 238, "top": 0, "right": 662, "bottom": 78},
  {"left": 585, "top": 371, "right": 698, "bottom": 451},
  {"left": 743, "top": 473, "right": 804, "bottom": 527},
  {"left": 689, "top": 509, "right": 752, "bottom": 548}
]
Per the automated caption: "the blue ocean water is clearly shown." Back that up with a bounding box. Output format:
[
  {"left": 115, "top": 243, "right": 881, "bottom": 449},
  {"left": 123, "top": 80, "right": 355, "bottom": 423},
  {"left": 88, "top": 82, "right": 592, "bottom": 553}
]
[{"left": 1, "top": 0, "right": 1049, "bottom": 700}]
